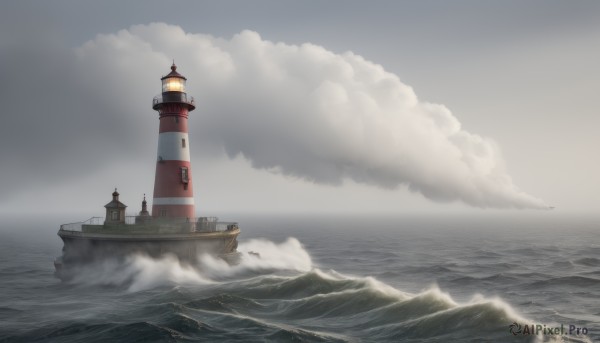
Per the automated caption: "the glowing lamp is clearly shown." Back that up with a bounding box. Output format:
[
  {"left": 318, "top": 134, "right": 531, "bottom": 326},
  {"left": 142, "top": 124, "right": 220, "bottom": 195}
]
[{"left": 162, "top": 77, "right": 186, "bottom": 92}]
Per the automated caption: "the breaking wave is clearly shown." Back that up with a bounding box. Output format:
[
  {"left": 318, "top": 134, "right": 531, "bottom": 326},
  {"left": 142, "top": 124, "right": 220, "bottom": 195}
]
[
  {"left": 65, "top": 237, "right": 312, "bottom": 291},
  {"left": 0, "top": 232, "right": 591, "bottom": 343},
  {"left": 16, "top": 237, "right": 590, "bottom": 342}
]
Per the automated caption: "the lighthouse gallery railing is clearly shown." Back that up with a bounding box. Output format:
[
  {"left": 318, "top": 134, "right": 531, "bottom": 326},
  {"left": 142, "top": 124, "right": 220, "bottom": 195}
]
[
  {"left": 152, "top": 93, "right": 195, "bottom": 107},
  {"left": 59, "top": 216, "right": 237, "bottom": 233}
]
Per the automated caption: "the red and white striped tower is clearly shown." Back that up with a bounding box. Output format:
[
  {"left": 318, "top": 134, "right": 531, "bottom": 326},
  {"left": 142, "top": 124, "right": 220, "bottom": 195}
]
[{"left": 151, "top": 63, "right": 196, "bottom": 218}]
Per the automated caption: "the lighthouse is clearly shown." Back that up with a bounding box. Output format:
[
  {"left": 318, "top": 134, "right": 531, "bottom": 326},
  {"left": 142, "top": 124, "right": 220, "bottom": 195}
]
[
  {"left": 55, "top": 63, "right": 241, "bottom": 279},
  {"left": 151, "top": 63, "right": 196, "bottom": 218}
]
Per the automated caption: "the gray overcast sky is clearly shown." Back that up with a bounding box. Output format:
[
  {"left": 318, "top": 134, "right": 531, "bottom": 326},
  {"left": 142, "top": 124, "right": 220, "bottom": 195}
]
[{"left": 1, "top": 1, "right": 599, "bottom": 217}]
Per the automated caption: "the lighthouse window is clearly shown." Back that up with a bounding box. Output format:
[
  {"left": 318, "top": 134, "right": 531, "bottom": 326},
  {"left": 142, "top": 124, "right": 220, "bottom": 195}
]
[
  {"left": 160, "top": 209, "right": 167, "bottom": 217},
  {"left": 162, "top": 77, "right": 186, "bottom": 92},
  {"left": 111, "top": 211, "right": 119, "bottom": 221},
  {"left": 181, "top": 167, "right": 189, "bottom": 183},
  {"left": 181, "top": 139, "right": 186, "bottom": 148}
]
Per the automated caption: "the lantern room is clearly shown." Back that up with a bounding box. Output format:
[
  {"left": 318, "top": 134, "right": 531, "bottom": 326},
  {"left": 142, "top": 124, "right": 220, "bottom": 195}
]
[
  {"left": 161, "top": 63, "right": 187, "bottom": 93},
  {"left": 153, "top": 62, "right": 195, "bottom": 111}
]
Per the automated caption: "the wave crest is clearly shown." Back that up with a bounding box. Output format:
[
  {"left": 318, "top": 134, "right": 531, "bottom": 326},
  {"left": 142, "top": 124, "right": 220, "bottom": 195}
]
[{"left": 58, "top": 237, "right": 576, "bottom": 342}]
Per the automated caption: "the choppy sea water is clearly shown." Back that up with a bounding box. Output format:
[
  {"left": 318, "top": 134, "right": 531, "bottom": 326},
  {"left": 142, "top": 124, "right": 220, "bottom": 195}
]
[{"left": 0, "top": 213, "right": 598, "bottom": 342}]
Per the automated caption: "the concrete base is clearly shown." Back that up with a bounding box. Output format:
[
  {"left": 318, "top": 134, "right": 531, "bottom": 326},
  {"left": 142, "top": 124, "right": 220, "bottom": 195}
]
[{"left": 55, "top": 226, "right": 240, "bottom": 280}]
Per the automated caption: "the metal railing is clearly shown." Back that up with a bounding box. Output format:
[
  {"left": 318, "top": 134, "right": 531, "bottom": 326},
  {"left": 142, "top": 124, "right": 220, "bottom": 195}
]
[
  {"left": 152, "top": 93, "right": 195, "bottom": 108},
  {"left": 60, "top": 217, "right": 104, "bottom": 231},
  {"left": 59, "top": 216, "right": 238, "bottom": 233}
]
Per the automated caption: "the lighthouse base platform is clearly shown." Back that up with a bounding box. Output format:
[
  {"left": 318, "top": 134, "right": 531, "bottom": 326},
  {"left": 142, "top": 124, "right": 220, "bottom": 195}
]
[{"left": 55, "top": 216, "right": 240, "bottom": 280}]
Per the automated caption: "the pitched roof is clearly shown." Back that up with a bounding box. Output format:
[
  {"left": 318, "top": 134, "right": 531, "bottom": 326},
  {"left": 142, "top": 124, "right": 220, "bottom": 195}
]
[
  {"left": 104, "top": 200, "right": 127, "bottom": 209},
  {"left": 161, "top": 62, "right": 187, "bottom": 80}
]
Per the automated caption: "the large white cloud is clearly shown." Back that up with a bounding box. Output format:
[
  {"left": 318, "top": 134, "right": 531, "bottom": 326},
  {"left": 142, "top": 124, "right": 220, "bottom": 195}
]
[{"left": 2, "top": 23, "right": 547, "bottom": 209}]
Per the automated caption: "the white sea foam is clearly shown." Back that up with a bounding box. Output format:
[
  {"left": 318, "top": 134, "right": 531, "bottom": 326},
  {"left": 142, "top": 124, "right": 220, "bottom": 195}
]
[
  {"left": 125, "top": 254, "right": 214, "bottom": 292},
  {"left": 68, "top": 237, "right": 312, "bottom": 291},
  {"left": 67, "top": 254, "right": 214, "bottom": 291},
  {"left": 196, "top": 237, "right": 313, "bottom": 280}
]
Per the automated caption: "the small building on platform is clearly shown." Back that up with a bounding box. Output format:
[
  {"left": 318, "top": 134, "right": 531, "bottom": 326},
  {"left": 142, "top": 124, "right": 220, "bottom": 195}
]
[{"left": 104, "top": 189, "right": 127, "bottom": 225}]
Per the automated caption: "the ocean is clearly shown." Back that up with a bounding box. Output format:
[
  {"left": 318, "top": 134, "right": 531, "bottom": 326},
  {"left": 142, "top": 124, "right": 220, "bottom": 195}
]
[{"left": 0, "top": 213, "right": 598, "bottom": 342}]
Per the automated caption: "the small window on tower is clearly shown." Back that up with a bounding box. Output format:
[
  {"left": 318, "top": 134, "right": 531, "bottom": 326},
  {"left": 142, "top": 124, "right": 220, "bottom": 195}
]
[
  {"left": 181, "top": 167, "right": 189, "bottom": 183},
  {"left": 160, "top": 209, "right": 167, "bottom": 217},
  {"left": 184, "top": 183, "right": 188, "bottom": 191},
  {"left": 182, "top": 138, "right": 186, "bottom": 148},
  {"left": 111, "top": 211, "right": 119, "bottom": 221},
  {"left": 175, "top": 117, "right": 179, "bottom": 124}
]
